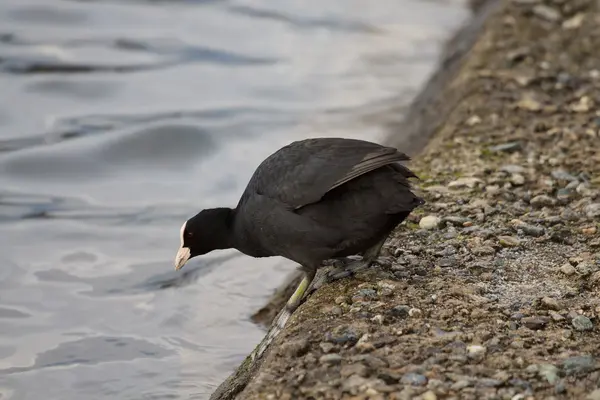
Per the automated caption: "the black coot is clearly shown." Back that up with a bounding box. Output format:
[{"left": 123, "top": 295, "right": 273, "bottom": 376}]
[{"left": 174, "top": 137, "right": 423, "bottom": 352}]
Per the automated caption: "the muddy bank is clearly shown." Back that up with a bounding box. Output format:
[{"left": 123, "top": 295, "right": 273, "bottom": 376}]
[{"left": 212, "top": 0, "right": 600, "bottom": 398}]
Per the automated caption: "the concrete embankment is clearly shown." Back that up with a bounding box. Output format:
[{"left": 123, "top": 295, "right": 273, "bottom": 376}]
[{"left": 212, "top": 0, "right": 600, "bottom": 398}]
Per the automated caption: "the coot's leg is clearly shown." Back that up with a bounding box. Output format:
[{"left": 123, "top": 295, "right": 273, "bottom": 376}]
[{"left": 251, "top": 265, "right": 317, "bottom": 360}]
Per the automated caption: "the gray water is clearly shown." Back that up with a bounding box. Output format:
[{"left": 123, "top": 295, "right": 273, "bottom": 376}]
[{"left": 0, "top": 0, "right": 468, "bottom": 398}]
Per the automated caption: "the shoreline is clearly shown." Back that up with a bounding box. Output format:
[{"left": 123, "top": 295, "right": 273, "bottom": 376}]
[{"left": 211, "top": 0, "right": 600, "bottom": 398}]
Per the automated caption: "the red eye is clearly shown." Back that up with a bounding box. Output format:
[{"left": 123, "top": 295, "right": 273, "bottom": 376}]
[{"left": 185, "top": 232, "right": 193, "bottom": 238}]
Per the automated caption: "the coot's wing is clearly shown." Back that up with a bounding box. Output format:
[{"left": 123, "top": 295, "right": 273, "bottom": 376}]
[{"left": 238, "top": 138, "right": 415, "bottom": 209}]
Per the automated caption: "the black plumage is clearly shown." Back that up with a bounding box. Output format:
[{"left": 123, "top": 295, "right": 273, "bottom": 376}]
[{"left": 174, "top": 137, "right": 423, "bottom": 347}]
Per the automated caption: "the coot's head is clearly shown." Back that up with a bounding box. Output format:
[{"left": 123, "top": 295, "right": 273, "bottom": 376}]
[{"left": 174, "top": 208, "right": 234, "bottom": 270}]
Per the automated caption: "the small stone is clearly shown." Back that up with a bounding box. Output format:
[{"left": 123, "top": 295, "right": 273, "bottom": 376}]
[
  {"left": 517, "top": 96, "right": 542, "bottom": 112},
  {"left": 390, "top": 305, "right": 410, "bottom": 318},
  {"left": 576, "top": 262, "right": 596, "bottom": 276},
  {"left": 371, "top": 314, "right": 384, "bottom": 324},
  {"left": 560, "top": 263, "right": 577, "bottom": 275},
  {"left": 563, "top": 13, "right": 584, "bottom": 29},
  {"left": 572, "top": 315, "right": 593, "bottom": 331},
  {"left": 562, "top": 355, "right": 596, "bottom": 376},
  {"left": 401, "top": 373, "right": 428, "bottom": 386},
  {"left": 319, "top": 354, "right": 342, "bottom": 364},
  {"left": 533, "top": 4, "right": 561, "bottom": 22},
  {"left": 448, "top": 177, "right": 483, "bottom": 189},
  {"left": 530, "top": 195, "right": 556, "bottom": 208},
  {"left": 325, "top": 326, "right": 360, "bottom": 345},
  {"left": 421, "top": 391, "right": 437, "bottom": 400},
  {"left": 472, "top": 245, "right": 496, "bottom": 256},
  {"left": 352, "top": 288, "right": 377, "bottom": 303},
  {"left": 551, "top": 169, "right": 578, "bottom": 182},
  {"left": 341, "top": 363, "right": 369, "bottom": 378},
  {"left": 498, "top": 235, "right": 520, "bottom": 247},
  {"left": 561, "top": 208, "right": 580, "bottom": 221},
  {"left": 419, "top": 215, "right": 441, "bottom": 230},
  {"left": 342, "top": 374, "right": 369, "bottom": 391},
  {"left": 571, "top": 96, "right": 592, "bottom": 113},
  {"left": 466, "top": 115, "right": 482, "bottom": 126},
  {"left": 451, "top": 380, "right": 471, "bottom": 390},
  {"left": 467, "top": 344, "right": 487, "bottom": 360},
  {"left": 541, "top": 296, "right": 561, "bottom": 310},
  {"left": 539, "top": 364, "right": 560, "bottom": 384},
  {"left": 583, "top": 226, "right": 598, "bottom": 236},
  {"left": 489, "top": 142, "right": 522, "bottom": 153},
  {"left": 319, "top": 342, "right": 335, "bottom": 353},
  {"left": 585, "top": 203, "right": 600, "bottom": 218},
  {"left": 511, "top": 174, "right": 525, "bottom": 186},
  {"left": 437, "top": 257, "right": 457, "bottom": 268},
  {"left": 500, "top": 164, "right": 525, "bottom": 174},
  {"left": 549, "top": 311, "right": 565, "bottom": 321},
  {"left": 512, "top": 220, "right": 545, "bottom": 237},
  {"left": 442, "top": 216, "right": 470, "bottom": 226},
  {"left": 409, "top": 308, "right": 422, "bottom": 318},
  {"left": 557, "top": 188, "right": 574, "bottom": 202},
  {"left": 522, "top": 316, "right": 550, "bottom": 330},
  {"left": 478, "top": 378, "right": 503, "bottom": 387}
]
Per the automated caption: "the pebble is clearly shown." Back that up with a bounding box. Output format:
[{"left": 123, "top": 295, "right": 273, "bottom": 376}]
[
  {"left": 467, "top": 344, "right": 486, "bottom": 360},
  {"left": 498, "top": 235, "right": 520, "bottom": 247},
  {"left": 319, "top": 342, "right": 335, "bottom": 353},
  {"left": 401, "top": 373, "right": 428, "bottom": 386},
  {"left": 511, "top": 173, "right": 525, "bottom": 186},
  {"left": 585, "top": 203, "right": 600, "bottom": 218},
  {"left": 390, "top": 305, "right": 410, "bottom": 318},
  {"left": 340, "top": 363, "right": 369, "bottom": 378},
  {"left": 551, "top": 169, "right": 578, "bottom": 182},
  {"left": 325, "top": 326, "right": 360, "bottom": 345},
  {"left": 448, "top": 177, "right": 483, "bottom": 189},
  {"left": 517, "top": 96, "right": 542, "bottom": 112},
  {"left": 472, "top": 245, "right": 496, "bottom": 256},
  {"left": 489, "top": 141, "right": 522, "bottom": 152},
  {"left": 533, "top": 4, "right": 560, "bottom": 22},
  {"left": 582, "top": 226, "right": 597, "bottom": 235},
  {"left": 572, "top": 315, "right": 594, "bottom": 331},
  {"left": 442, "top": 216, "right": 470, "bottom": 226},
  {"left": 563, "top": 13, "right": 585, "bottom": 29},
  {"left": 549, "top": 311, "right": 565, "bottom": 321},
  {"left": 571, "top": 96, "right": 592, "bottom": 113},
  {"left": 319, "top": 354, "right": 342, "bottom": 364},
  {"left": 342, "top": 374, "right": 369, "bottom": 392},
  {"left": 560, "top": 263, "right": 577, "bottom": 275},
  {"left": 450, "top": 380, "right": 471, "bottom": 390},
  {"left": 512, "top": 220, "right": 545, "bottom": 236},
  {"left": 530, "top": 194, "right": 556, "bottom": 208},
  {"left": 541, "top": 296, "right": 561, "bottom": 310},
  {"left": 561, "top": 208, "right": 580, "bottom": 221},
  {"left": 409, "top": 308, "right": 422, "bottom": 318},
  {"left": 419, "top": 215, "right": 441, "bottom": 230},
  {"left": 500, "top": 164, "right": 525, "bottom": 174},
  {"left": 539, "top": 364, "right": 559, "bottom": 384},
  {"left": 421, "top": 391, "right": 437, "bottom": 400},
  {"left": 466, "top": 115, "right": 482, "bottom": 126},
  {"left": 437, "top": 257, "right": 457, "bottom": 268},
  {"left": 522, "top": 316, "right": 550, "bottom": 330},
  {"left": 562, "top": 355, "right": 596, "bottom": 376}
]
